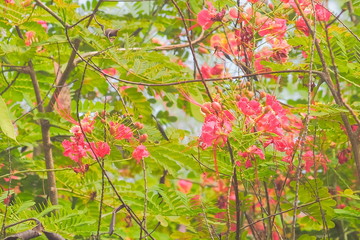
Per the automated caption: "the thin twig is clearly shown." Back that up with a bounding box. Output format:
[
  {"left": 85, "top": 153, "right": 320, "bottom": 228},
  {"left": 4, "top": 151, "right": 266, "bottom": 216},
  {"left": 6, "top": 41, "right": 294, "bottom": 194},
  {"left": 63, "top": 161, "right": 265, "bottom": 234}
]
[
  {"left": 170, "top": 0, "right": 213, "bottom": 101},
  {"left": 15, "top": 26, "right": 58, "bottom": 205},
  {"left": 34, "top": 0, "right": 69, "bottom": 28}
]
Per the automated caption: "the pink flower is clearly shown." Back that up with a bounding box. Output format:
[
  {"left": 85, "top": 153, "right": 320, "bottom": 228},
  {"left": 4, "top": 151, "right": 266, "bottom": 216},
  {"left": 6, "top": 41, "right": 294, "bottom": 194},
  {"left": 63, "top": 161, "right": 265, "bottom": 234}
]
[
  {"left": 178, "top": 179, "right": 193, "bottom": 194},
  {"left": 199, "top": 111, "right": 234, "bottom": 149},
  {"left": 238, "top": 145, "right": 265, "bottom": 160},
  {"left": 72, "top": 164, "right": 89, "bottom": 174},
  {"left": 257, "top": 112, "right": 284, "bottom": 136},
  {"left": 132, "top": 145, "right": 150, "bottom": 163},
  {"left": 103, "top": 68, "right": 117, "bottom": 76},
  {"left": 254, "top": 47, "right": 276, "bottom": 78},
  {"left": 237, "top": 145, "right": 265, "bottom": 169},
  {"left": 37, "top": 20, "right": 48, "bottom": 31},
  {"left": 210, "top": 64, "right": 224, "bottom": 75},
  {"left": 302, "top": 151, "right": 330, "bottom": 172},
  {"left": 4, "top": 175, "right": 20, "bottom": 182},
  {"left": 266, "top": 94, "right": 286, "bottom": 115},
  {"left": 197, "top": 2, "right": 225, "bottom": 30},
  {"left": 296, "top": 17, "right": 310, "bottom": 36},
  {"left": 315, "top": 4, "right": 331, "bottom": 21},
  {"left": 62, "top": 137, "right": 90, "bottom": 163},
  {"left": 258, "top": 18, "right": 287, "bottom": 38},
  {"left": 237, "top": 97, "right": 262, "bottom": 116},
  {"left": 79, "top": 116, "right": 95, "bottom": 133},
  {"left": 337, "top": 148, "right": 351, "bottom": 164},
  {"left": 200, "top": 64, "right": 212, "bottom": 79},
  {"left": 200, "top": 63, "right": 224, "bottom": 78},
  {"left": 90, "top": 141, "right": 111, "bottom": 158},
  {"left": 25, "top": 31, "right": 36, "bottom": 46},
  {"left": 109, "top": 122, "right": 133, "bottom": 140}
]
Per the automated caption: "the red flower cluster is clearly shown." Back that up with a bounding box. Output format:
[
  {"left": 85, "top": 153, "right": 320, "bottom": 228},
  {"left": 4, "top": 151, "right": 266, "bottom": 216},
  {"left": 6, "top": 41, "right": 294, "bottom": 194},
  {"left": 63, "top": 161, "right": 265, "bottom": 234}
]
[
  {"left": 132, "top": 145, "right": 150, "bottom": 164},
  {"left": 178, "top": 179, "right": 193, "bottom": 194},
  {"left": 199, "top": 102, "right": 235, "bottom": 149},
  {"left": 199, "top": 63, "right": 224, "bottom": 79},
  {"left": 62, "top": 116, "right": 110, "bottom": 173},
  {"left": 109, "top": 121, "right": 133, "bottom": 140},
  {"left": 237, "top": 145, "right": 265, "bottom": 168},
  {"left": 197, "top": 2, "right": 225, "bottom": 30}
]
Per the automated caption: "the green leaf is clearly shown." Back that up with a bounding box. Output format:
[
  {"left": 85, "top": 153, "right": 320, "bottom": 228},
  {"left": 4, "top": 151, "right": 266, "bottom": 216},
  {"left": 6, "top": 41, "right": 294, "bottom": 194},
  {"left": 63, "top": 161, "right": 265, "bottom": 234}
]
[
  {"left": 156, "top": 215, "right": 168, "bottom": 227},
  {"left": 15, "top": 200, "right": 36, "bottom": 214},
  {"left": 298, "top": 234, "right": 316, "bottom": 240},
  {"left": 0, "top": 96, "right": 17, "bottom": 141}
]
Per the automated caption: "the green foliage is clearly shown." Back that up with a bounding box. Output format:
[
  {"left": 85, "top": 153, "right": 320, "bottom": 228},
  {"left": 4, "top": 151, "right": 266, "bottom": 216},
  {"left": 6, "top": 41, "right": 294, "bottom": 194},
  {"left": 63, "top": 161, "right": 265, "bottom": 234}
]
[
  {"left": 0, "top": 96, "right": 17, "bottom": 141},
  {"left": 0, "top": 0, "right": 359, "bottom": 239}
]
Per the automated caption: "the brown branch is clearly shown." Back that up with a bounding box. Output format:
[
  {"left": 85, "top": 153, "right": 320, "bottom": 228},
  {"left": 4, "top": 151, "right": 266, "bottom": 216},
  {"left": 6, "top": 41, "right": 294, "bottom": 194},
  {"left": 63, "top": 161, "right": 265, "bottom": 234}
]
[
  {"left": 170, "top": 0, "right": 213, "bottom": 101},
  {"left": 15, "top": 26, "right": 58, "bottom": 206},
  {"left": 4, "top": 218, "right": 65, "bottom": 240},
  {"left": 72, "top": 58, "right": 155, "bottom": 239},
  {"left": 227, "top": 141, "right": 243, "bottom": 239},
  {"left": 293, "top": 0, "right": 360, "bottom": 185},
  {"left": 240, "top": 193, "right": 353, "bottom": 231},
  {"left": 45, "top": 39, "right": 81, "bottom": 112},
  {"left": 34, "top": 0, "right": 69, "bottom": 28},
  {"left": 85, "top": 69, "right": 318, "bottom": 87},
  {"left": 73, "top": 29, "right": 207, "bottom": 66}
]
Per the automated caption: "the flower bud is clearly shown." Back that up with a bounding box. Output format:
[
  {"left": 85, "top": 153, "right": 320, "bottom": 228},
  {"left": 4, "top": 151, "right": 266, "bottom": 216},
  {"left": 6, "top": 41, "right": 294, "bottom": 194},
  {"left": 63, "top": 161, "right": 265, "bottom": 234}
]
[
  {"left": 211, "top": 102, "right": 222, "bottom": 112},
  {"left": 246, "top": 91, "right": 254, "bottom": 99},
  {"left": 134, "top": 122, "right": 144, "bottom": 129},
  {"left": 259, "top": 91, "right": 266, "bottom": 99},
  {"left": 200, "top": 103, "right": 212, "bottom": 115},
  {"left": 139, "top": 134, "right": 148, "bottom": 143},
  {"left": 264, "top": 106, "right": 272, "bottom": 113}
]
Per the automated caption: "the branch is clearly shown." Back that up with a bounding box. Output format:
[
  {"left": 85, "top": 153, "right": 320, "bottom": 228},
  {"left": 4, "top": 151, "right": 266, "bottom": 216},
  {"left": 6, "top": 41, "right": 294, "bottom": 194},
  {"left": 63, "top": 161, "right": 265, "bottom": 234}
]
[
  {"left": 34, "top": 0, "right": 69, "bottom": 28},
  {"left": 170, "top": 0, "right": 212, "bottom": 101},
  {"left": 73, "top": 29, "right": 206, "bottom": 66},
  {"left": 45, "top": 39, "right": 81, "bottom": 112},
  {"left": 15, "top": 26, "right": 58, "bottom": 206},
  {"left": 240, "top": 192, "right": 360, "bottom": 231},
  {"left": 4, "top": 218, "right": 66, "bottom": 240},
  {"left": 293, "top": 0, "right": 360, "bottom": 184}
]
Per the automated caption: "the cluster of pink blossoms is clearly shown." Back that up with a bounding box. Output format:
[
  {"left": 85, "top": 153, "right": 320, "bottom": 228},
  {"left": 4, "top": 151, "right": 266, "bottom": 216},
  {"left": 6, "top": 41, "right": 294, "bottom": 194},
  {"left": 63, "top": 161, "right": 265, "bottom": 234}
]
[
  {"left": 62, "top": 116, "right": 110, "bottom": 173},
  {"left": 195, "top": 91, "right": 329, "bottom": 172},
  {"left": 62, "top": 115, "right": 150, "bottom": 173},
  {"left": 198, "top": 101, "right": 235, "bottom": 150},
  {"left": 236, "top": 93, "right": 329, "bottom": 172},
  {"left": 196, "top": 1, "right": 331, "bottom": 78}
]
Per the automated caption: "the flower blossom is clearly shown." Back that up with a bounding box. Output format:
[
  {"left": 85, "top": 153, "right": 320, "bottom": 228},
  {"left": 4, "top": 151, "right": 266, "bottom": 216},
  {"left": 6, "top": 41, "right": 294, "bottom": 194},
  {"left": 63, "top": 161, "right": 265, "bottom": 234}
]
[
  {"left": 25, "top": 31, "right": 36, "bottom": 46},
  {"left": 178, "top": 179, "right": 193, "bottom": 194},
  {"left": 197, "top": 2, "right": 225, "bottom": 30},
  {"left": 102, "top": 68, "right": 118, "bottom": 76},
  {"left": 258, "top": 18, "right": 287, "bottom": 39},
  {"left": 296, "top": 17, "right": 310, "bottom": 36},
  {"left": 199, "top": 102, "right": 235, "bottom": 149},
  {"left": 237, "top": 97, "right": 262, "bottom": 116},
  {"left": 37, "top": 20, "right": 48, "bottom": 31},
  {"left": 109, "top": 122, "right": 133, "bottom": 140},
  {"left": 62, "top": 134, "right": 90, "bottom": 163},
  {"left": 132, "top": 145, "right": 150, "bottom": 163},
  {"left": 337, "top": 148, "right": 351, "bottom": 164},
  {"left": 200, "top": 63, "right": 224, "bottom": 79},
  {"left": 302, "top": 150, "right": 330, "bottom": 172},
  {"left": 90, "top": 141, "right": 111, "bottom": 158},
  {"left": 315, "top": 4, "right": 331, "bottom": 21},
  {"left": 237, "top": 145, "right": 265, "bottom": 168}
]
